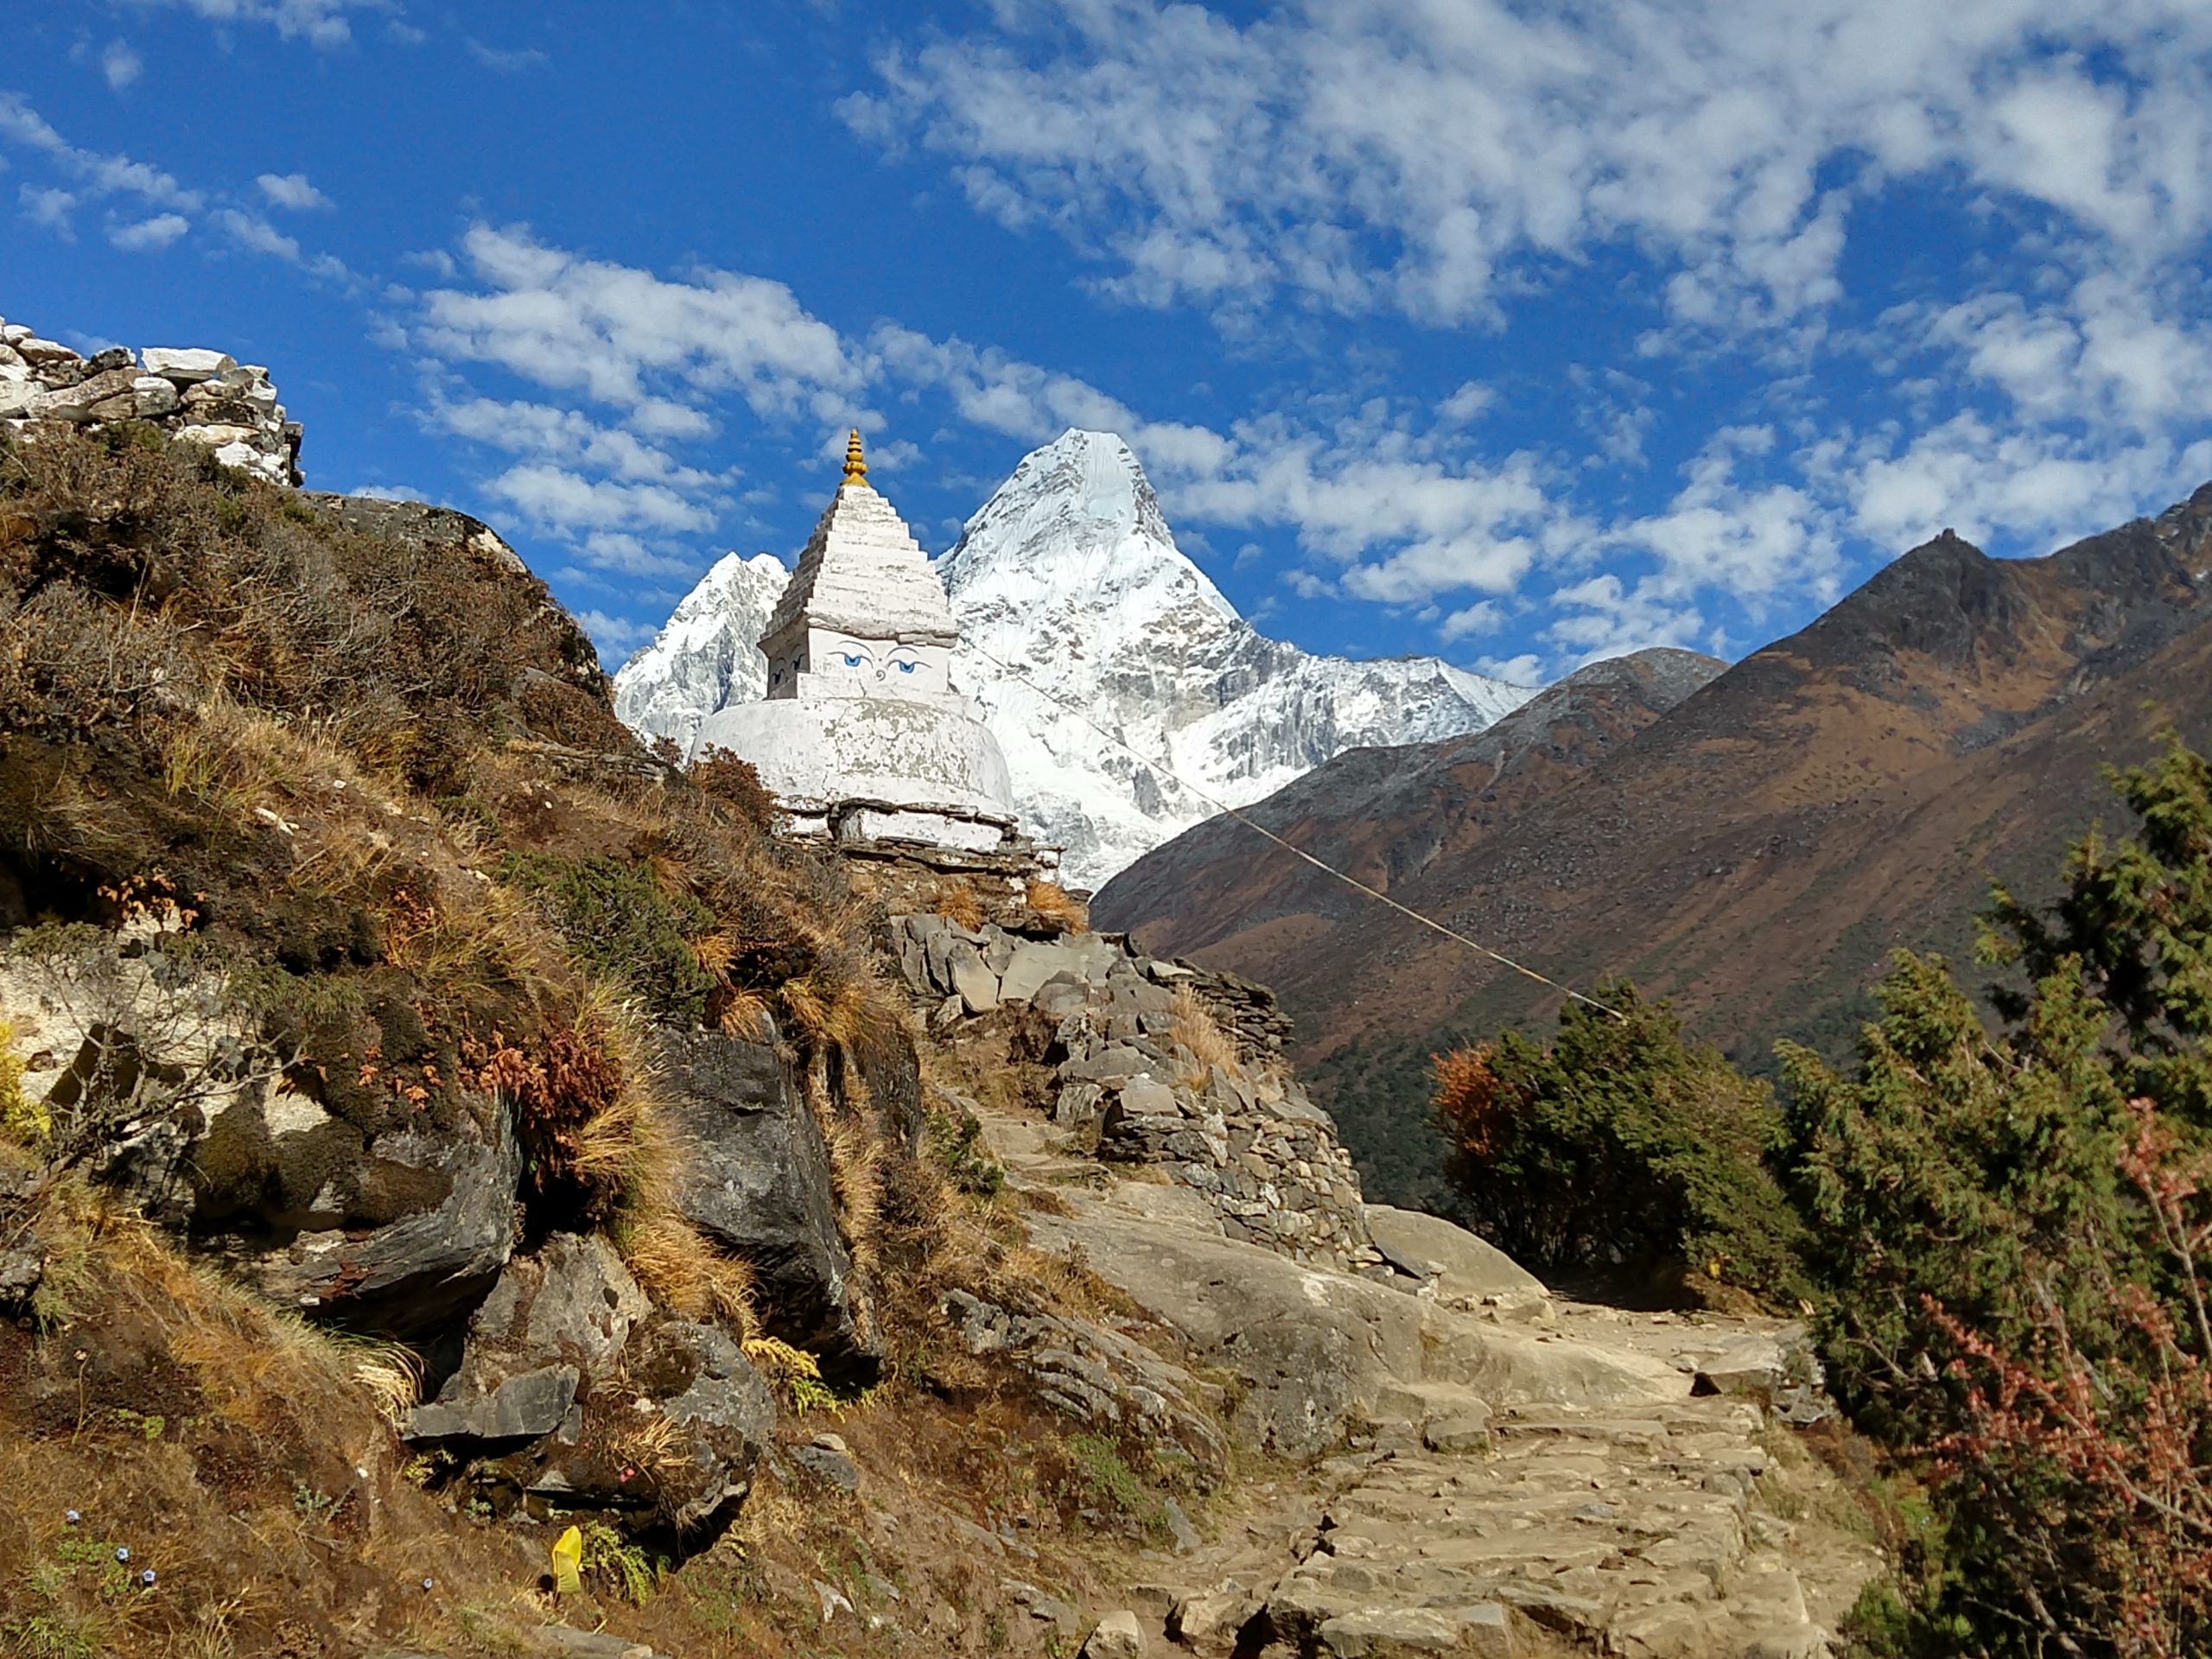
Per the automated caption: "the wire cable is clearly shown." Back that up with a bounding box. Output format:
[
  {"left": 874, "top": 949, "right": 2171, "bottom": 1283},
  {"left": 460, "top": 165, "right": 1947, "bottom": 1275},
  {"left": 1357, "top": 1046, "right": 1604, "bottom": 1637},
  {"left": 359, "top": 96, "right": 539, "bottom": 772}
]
[{"left": 961, "top": 639, "right": 1625, "bottom": 1021}]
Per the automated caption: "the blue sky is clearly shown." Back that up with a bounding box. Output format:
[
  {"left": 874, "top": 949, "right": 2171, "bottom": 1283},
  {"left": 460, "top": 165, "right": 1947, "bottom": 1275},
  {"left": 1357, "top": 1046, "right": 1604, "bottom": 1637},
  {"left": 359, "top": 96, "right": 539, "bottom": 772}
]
[{"left": 5, "top": 1, "right": 2210, "bottom": 686}]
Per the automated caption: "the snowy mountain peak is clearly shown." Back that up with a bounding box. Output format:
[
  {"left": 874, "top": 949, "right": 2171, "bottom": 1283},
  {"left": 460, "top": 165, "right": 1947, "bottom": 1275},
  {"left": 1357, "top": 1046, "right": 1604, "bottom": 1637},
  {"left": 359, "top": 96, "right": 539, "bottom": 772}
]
[
  {"left": 613, "top": 432, "right": 1537, "bottom": 887},
  {"left": 939, "top": 429, "right": 1235, "bottom": 627},
  {"left": 612, "top": 550, "right": 788, "bottom": 752}
]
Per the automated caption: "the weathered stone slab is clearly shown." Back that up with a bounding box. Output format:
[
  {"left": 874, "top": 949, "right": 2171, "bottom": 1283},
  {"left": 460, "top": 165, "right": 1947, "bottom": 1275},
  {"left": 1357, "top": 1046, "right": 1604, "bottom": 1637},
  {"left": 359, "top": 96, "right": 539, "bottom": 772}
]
[{"left": 142, "top": 346, "right": 235, "bottom": 382}]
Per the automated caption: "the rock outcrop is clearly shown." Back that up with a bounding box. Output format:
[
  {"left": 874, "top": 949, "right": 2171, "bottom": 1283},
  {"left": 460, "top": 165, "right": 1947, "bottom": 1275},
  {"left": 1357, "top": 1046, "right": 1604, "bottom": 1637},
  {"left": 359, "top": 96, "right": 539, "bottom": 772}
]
[
  {"left": 0, "top": 315, "right": 303, "bottom": 486},
  {"left": 657, "top": 1029, "right": 877, "bottom": 1366},
  {"left": 891, "top": 913, "right": 1369, "bottom": 1268}
]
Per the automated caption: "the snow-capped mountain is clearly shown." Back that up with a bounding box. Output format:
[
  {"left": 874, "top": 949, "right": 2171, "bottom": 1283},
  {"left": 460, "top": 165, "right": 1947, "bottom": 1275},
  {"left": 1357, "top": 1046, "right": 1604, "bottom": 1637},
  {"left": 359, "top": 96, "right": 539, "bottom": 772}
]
[
  {"left": 613, "top": 430, "right": 1535, "bottom": 887},
  {"left": 612, "top": 550, "right": 787, "bottom": 752},
  {"left": 938, "top": 430, "right": 1534, "bottom": 884}
]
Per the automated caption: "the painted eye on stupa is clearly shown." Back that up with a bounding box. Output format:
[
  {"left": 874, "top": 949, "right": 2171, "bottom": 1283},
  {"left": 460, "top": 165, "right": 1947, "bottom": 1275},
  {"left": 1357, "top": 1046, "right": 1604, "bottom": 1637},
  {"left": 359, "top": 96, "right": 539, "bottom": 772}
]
[{"left": 842, "top": 653, "right": 862, "bottom": 667}]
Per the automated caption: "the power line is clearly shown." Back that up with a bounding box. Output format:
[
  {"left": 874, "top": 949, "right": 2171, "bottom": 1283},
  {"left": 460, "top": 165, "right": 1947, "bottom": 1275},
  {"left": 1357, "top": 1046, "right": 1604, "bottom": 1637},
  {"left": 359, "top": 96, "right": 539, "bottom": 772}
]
[{"left": 963, "top": 641, "right": 1625, "bottom": 1022}]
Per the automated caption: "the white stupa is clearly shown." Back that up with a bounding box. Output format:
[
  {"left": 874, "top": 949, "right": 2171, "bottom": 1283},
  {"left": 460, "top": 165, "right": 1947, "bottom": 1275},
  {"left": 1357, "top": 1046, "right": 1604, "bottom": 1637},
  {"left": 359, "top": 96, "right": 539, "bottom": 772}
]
[{"left": 691, "top": 432, "right": 1020, "bottom": 852}]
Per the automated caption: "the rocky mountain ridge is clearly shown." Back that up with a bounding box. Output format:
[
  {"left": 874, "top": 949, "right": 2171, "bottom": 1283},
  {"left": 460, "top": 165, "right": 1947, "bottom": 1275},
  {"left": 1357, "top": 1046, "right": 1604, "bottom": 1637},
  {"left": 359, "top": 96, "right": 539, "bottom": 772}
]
[
  {"left": 1098, "top": 485, "right": 2212, "bottom": 1211},
  {"left": 613, "top": 429, "right": 1535, "bottom": 887}
]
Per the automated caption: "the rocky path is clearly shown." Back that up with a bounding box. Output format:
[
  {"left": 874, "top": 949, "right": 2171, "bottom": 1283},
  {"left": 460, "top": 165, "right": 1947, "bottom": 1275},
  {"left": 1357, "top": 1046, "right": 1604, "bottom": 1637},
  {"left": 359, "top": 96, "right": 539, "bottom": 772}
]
[{"left": 971, "top": 1096, "right": 1885, "bottom": 1657}]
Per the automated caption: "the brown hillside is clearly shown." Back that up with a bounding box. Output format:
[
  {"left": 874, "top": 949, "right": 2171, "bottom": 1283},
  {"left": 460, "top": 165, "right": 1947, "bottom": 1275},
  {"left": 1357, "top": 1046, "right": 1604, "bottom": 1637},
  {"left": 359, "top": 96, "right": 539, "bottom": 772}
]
[{"left": 1093, "top": 486, "right": 2212, "bottom": 1206}]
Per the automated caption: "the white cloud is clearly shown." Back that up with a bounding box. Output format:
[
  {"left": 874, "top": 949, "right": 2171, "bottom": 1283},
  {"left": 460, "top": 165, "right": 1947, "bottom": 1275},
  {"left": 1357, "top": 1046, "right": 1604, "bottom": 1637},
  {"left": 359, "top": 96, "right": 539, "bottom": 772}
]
[
  {"left": 108, "top": 211, "right": 190, "bottom": 251},
  {"left": 1439, "top": 600, "right": 1505, "bottom": 641},
  {"left": 120, "top": 0, "right": 396, "bottom": 50},
  {"left": 416, "top": 225, "right": 862, "bottom": 423},
  {"left": 849, "top": 0, "right": 2212, "bottom": 334},
  {"left": 0, "top": 92, "right": 202, "bottom": 209},
  {"left": 1475, "top": 652, "right": 1544, "bottom": 686},
  {"left": 20, "top": 184, "right": 78, "bottom": 238},
  {"left": 424, "top": 391, "right": 726, "bottom": 494},
  {"left": 1822, "top": 412, "right": 2202, "bottom": 557},
  {"left": 211, "top": 207, "right": 353, "bottom": 282},
  {"left": 485, "top": 464, "right": 716, "bottom": 537},
  {"left": 257, "top": 170, "right": 330, "bottom": 211},
  {"left": 577, "top": 608, "right": 658, "bottom": 664},
  {"left": 101, "top": 40, "right": 144, "bottom": 90},
  {"left": 466, "top": 38, "right": 548, "bottom": 73}
]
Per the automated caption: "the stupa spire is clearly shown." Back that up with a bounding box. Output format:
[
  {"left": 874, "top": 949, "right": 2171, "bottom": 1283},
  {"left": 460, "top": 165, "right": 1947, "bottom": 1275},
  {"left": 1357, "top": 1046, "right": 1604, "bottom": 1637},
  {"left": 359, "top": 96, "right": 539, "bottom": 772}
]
[{"left": 842, "top": 428, "right": 868, "bottom": 487}]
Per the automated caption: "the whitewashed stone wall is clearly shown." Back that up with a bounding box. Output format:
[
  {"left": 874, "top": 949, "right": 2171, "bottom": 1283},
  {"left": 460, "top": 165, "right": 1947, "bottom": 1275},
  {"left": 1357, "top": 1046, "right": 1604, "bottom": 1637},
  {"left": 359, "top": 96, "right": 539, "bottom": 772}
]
[{"left": 0, "top": 315, "right": 302, "bottom": 487}]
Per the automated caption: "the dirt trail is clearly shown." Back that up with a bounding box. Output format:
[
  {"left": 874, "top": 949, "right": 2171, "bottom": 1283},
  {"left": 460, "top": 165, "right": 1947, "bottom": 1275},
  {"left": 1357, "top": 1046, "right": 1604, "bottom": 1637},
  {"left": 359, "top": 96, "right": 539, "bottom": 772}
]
[{"left": 974, "top": 1097, "right": 1885, "bottom": 1658}]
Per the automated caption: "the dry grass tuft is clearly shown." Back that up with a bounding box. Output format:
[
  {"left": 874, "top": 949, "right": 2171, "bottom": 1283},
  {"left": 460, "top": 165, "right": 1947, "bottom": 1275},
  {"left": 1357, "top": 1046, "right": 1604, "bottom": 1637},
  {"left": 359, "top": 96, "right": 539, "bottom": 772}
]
[
  {"left": 1025, "top": 880, "right": 1088, "bottom": 933},
  {"left": 938, "top": 883, "right": 988, "bottom": 931},
  {"left": 1169, "top": 985, "right": 1243, "bottom": 1086},
  {"left": 622, "top": 1213, "right": 760, "bottom": 1336}
]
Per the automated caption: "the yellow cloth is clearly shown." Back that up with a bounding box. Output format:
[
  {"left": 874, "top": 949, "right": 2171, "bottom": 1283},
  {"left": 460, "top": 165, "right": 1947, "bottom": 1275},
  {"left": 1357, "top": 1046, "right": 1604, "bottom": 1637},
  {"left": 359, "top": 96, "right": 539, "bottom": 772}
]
[{"left": 550, "top": 1525, "right": 583, "bottom": 1596}]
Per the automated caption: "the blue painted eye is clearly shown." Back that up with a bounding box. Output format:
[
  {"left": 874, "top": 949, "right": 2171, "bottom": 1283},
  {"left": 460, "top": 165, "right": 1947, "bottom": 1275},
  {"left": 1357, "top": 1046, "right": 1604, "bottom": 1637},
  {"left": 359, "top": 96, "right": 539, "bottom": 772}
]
[
  {"left": 897, "top": 661, "right": 917, "bottom": 673},
  {"left": 842, "top": 654, "right": 861, "bottom": 667}
]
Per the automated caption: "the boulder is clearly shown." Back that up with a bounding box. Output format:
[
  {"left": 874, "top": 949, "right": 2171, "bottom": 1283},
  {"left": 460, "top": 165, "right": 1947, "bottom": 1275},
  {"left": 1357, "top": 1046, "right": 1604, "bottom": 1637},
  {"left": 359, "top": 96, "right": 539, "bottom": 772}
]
[
  {"left": 129, "top": 375, "right": 181, "bottom": 416},
  {"left": 1031, "top": 1188, "right": 1682, "bottom": 1458},
  {"left": 141, "top": 346, "right": 235, "bottom": 382},
  {"left": 405, "top": 1233, "right": 646, "bottom": 1444},
  {"left": 1363, "top": 1205, "right": 1549, "bottom": 1306},
  {"left": 256, "top": 1105, "right": 523, "bottom": 1335},
  {"left": 34, "top": 367, "right": 142, "bottom": 422},
  {"left": 946, "top": 941, "right": 1000, "bottom": 1014},
  {"left": 789, "top": 1442, "right": 861, "bottom": 1491},
  {"left": 499, "top": 1318, "right": 777, "bottom": 1536},
  {"left": 1316, "top": 1605, "right": 1515, "bottom": 1657},
  {"left": 657, "top": 1028, "right": 875, "bottom": 1365},
  {"left": 1084, "top": 1611, "right": 1146, "bottom": 1658}
]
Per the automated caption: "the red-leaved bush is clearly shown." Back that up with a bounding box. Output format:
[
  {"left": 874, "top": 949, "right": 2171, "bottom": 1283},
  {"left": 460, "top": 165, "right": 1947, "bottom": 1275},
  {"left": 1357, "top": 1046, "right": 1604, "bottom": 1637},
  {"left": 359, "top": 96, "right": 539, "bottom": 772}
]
[{"left": 1923, "top": 1101, "right": 2212, "bottom": 1657}]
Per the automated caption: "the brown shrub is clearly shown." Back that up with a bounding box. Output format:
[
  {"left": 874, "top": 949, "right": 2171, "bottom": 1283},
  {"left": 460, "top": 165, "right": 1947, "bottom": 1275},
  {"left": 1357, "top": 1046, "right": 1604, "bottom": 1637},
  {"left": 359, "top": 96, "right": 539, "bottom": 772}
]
[
  {"left": 684, "top": 744, "right": 777, "bottom": 832},
  {"left": 939, "top": 883, "right": 987, "bottom": 931}
]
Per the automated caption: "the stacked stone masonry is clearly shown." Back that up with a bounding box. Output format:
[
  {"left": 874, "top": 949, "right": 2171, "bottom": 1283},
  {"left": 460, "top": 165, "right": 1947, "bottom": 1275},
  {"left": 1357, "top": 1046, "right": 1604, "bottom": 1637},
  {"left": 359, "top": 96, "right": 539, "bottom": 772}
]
[
  {"left": 0, "top": 315, "right": 303, "bottom": 487},
  {"left": 891, "top": 913, "right": 1373, "bottom": 1269}
]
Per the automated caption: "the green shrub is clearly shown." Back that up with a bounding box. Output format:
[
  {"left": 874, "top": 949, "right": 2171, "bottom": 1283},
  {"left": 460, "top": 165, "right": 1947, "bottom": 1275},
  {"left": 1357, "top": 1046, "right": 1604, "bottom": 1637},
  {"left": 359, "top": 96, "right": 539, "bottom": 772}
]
[
  {"left": 498, "top": 852, "right": 717, "bottom": 1027},
  {"left": 1788, "top": 735, "right": 2212, "bottom": 1655},
  {"left": 1431, "top": 980, "right": 1808, "bottom": 1301}
]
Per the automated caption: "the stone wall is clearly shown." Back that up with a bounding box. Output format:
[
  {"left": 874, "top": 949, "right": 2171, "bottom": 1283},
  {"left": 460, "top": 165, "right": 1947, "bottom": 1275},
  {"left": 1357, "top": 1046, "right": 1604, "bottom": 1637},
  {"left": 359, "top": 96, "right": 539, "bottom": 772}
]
[
  {"left": 0, "top": 315, "right": 302, "bottom": 487},
  {"left": 890, "top": 912, "right": 1373, "bottom": 1269}
]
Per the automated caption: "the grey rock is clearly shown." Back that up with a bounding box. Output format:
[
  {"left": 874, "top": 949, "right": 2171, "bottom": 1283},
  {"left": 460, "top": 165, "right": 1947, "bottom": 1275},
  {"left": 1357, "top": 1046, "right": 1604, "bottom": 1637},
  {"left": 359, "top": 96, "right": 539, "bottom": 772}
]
[
  {"left": 1116, "top": 1075, "right": 1179, "bottom": 1118},
  {"left": 947, "top": 941, "right": 1001, "bottom": 1014},
  {"left": 1422, "top": 1407, "right": 1494, "bottom": 1453},
  {"left": 1065, "top": 1044, "right": 1156, "bottom": 1085},
  {"left": 529, "top": 1628, "right": 660, "bottom": 1658},
  {"left": 0, "top": 1240, "right": 42, "bottom": 1311},
  {"left": 1161, "top": 1495, "right": 1200, "bottom": 1554},
  {"left": 129, "top": 375, "right": 180, "bottom": 416},
  {"left": 1317, "top": 1605, "right": 1514, "bottom": 1657},
  {"left": 404, "top": 1233, "right": 645, "bottom": 1443},
  {"left": 1083, "top": 1610, "right": 1145, "bottom": 1658},
  {"left": 789, "top": 1443, "right": 861, "bottom": 1491},
  {"left": 1033, "top": 975, "right": 1092, "bottom": 1021},
  {"left": 407, "top": 1364, "right": 578, "bottom": 1444},
  {"left": 1363, "top": 1205, "right": 1547, "bottom": 1306},
  {"left": 658, "top": 1028, "right": 874, "bottom": 1363},
  {"left": 257, "top": 1105, "right": 523, "bottom": 1335}
]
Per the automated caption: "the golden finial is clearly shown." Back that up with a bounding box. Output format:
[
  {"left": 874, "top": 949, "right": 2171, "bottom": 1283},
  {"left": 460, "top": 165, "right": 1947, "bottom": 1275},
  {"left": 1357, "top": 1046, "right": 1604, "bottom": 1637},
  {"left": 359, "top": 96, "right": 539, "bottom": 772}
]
[{"left": 842, "top": 428, "right": 868, "bottom": 486}]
